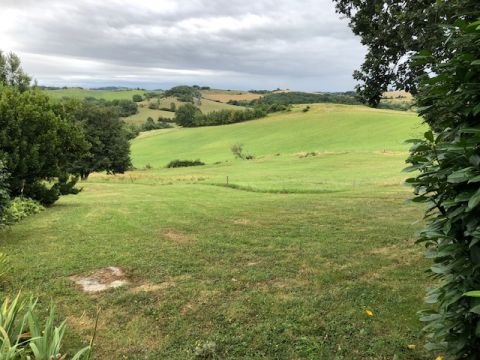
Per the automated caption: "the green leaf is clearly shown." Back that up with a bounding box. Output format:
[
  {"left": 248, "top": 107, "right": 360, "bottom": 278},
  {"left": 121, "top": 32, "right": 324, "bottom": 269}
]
[
  {"left": 448, "top": 168, "right": 473, "bottom": 183},
  {"left": 464, "top": 291, "right": 480, "bottom": 298},
  {"left": 424, "top": 130, "right": 434, "bottom": 142},
  {"left": 468, "top": 188, "right": 480, "bottom": 210}
]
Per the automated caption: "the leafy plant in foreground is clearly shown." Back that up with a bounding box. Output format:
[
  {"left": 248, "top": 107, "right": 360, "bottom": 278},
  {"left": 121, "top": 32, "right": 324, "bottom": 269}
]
[
  {"left": 405, "top": 20, "right": 480, "bottom": 358},
  {"left": 0, "top": 293, "right": 90, "bottom": 359}
]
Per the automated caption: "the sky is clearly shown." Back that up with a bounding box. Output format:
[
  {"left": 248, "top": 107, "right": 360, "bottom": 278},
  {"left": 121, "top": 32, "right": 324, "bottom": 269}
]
[{"left": 0, "top": 0, "right": 366, "bottom": 91}]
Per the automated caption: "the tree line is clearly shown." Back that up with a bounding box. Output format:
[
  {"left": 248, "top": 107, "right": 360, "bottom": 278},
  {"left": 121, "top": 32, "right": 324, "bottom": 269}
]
[{"left": 174, "top": 103, "right": 289, "bottom": 127}]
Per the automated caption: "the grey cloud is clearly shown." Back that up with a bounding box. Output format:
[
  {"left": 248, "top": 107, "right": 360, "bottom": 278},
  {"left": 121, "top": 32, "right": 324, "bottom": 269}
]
[{"left": 1, "top": 0, "right": 365, "bottom": 90}]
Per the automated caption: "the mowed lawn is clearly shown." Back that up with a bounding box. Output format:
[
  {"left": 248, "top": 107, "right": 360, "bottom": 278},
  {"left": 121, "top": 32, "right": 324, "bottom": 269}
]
[{"left": 1, "top": 104, "right": 430, "bottom": 359}]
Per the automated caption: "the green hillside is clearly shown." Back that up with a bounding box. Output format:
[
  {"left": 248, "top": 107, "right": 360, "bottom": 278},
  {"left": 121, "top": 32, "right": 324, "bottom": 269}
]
[
  {"left": 2, "top": 102, "right": 430, "bottom": 359},
  {"left": 132, "top": 103, "right": 421, "bottom": 164},
  {"left": 44, "top": 88, "right": 145, "bottom": 100}
]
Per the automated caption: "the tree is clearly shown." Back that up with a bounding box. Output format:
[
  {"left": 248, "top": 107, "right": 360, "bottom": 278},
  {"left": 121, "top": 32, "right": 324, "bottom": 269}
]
[
  {"left": 334, "top": 0, "right": 479, "bottom": 106},
  {"left": 174, "top": 103, "right": 203, "bottom": 127},
  {"left": 0, "top": 87, "right": 88, "bottom": 205},
  {"left": 0, "top": 51, "right": 31, "bottom": 92},
  {"left": 335, "top": 1, "right": 480, "bottom": 357},
  {"left": 58, "top": 100, "right": 131, "bottom": 180},
  {"left": 132, "top": 94, "right": 142, "bottom": 102}
]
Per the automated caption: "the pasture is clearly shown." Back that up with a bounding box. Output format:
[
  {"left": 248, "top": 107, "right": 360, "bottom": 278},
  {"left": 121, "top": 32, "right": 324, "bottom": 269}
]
[
  {"left": 123, "top": 96, "right": 245, "bottom": 125},
  {"left": 45, "top": 88, "right": 146, "bottom": 101},
  {"left": 201, "top": 89, "right": 263, "bottom": 103},
  {"left": 1, "top": 103, "right": 430, "bottom": 359}
]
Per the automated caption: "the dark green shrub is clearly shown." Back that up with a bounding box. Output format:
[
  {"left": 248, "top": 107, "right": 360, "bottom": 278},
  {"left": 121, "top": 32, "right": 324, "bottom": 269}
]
[
  {"left": 405, "top": 20, "right": 480, "bottom": 357},
  {"left": 166, "top": 160, "right": 205, "bottom": 168},
  {"left": 54, "top": 174, "right": 81, "bottom": 195},
  {"left": 24, "top": 182, "right": 60, "bottom": 206},
  {"left": 132, "top": 94, "right": 143, "bottom": 102}
]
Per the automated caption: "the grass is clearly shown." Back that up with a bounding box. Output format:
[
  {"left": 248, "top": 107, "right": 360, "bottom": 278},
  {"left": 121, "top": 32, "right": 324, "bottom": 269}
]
[
  {"left": 0, "top": 103, "right": 431, "bottom": 359},
  {"left": 123, "top": 97, "right": 244, "bottom": 125},
  {"left": 131, "top": 103, "right": 422, "bottom": 167},
  {"left": 201, "top": 89, "right": 262, "bottom": 103},
  {"left": 44, "top": 88, "right": 146, "bottom": 101}
]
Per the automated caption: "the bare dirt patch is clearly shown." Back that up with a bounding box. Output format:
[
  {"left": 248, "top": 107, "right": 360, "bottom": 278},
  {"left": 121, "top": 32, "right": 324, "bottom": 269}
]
[
  {"left": 233, "top": 218, "right": 252, "bottom": 225},
  {"left": 162, "top": 229, "right": 195, "bottom": 243},
  {"left": 131, "top": 282, "right": 175, "bottom": 293},
  {"left": 70, "top": 266, "right": 129, "bottom": 293}
]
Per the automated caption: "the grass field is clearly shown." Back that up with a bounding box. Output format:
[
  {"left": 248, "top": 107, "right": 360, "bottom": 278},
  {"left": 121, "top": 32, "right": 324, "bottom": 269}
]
[
  {"left": 123, "top": 96, "right": 245, "bottom": 125},
  {"left": 45, "top": 88, "right": 146, "bottom": 101},
  {"left": 201, "top": 89, "right": 263, "bottom": 103},
  {"left": 0, "top": 103, "right": 431, "bottom": 359}
]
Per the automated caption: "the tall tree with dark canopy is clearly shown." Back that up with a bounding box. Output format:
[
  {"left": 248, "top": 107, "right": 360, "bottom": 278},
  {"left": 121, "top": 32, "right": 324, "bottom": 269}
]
[
  {"left": 0, "top": 87, "right": 88, "bottom": 205},
  {"left": 57, "top": 100, "right": 131, "bottom": 180},
  {"left": 334, "top": 1, "right": 480, "bottom": 357},
  {"left": 334, "top": 0, "right": 479, "bottom": 106}
]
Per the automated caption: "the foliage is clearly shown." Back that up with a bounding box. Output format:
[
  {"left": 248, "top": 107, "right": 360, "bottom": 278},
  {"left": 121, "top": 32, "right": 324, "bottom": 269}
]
[
  {"left": 230, "top": 143, "right": 244, "bottom": 159},
  {"left": 164, "top": 86, "right": 201, "bottom": 103},
  {"left": 165, "top": 159, "right": 205, "bottom": 168},
  {"left": 0, "top": 293, "right": 90, "bottom": 359},
  {"left": 57, "top": 100, "right": 132, "bottom": 180},
  {"left": 174, "top": 103, "right": 286, "bottom": 128},
  {"left": 132, "top": 94, "right": 143, "bottom": 102},
  {"left": 253, "top": 91, "right": 360, "bottom": 106},
  {"left": 230, "top": 143, "right": 254, "bottom": 160},
  {"left": 404, "top": 20, "right": 480, "bottom": 358},
  {"left": 174, "top": 103, "right": 204, "bottom": 127},
  {"left": 0, "top": 51, "right": 31, "bottom": 92},
  {"left": 4, "top": 197, "right": 44, "bottom": 224},
  {"left": 124, "top": 124, "right": 141, "bottom": 140},
  {"left": 84, "top": 97, "right": 138, "bottom": 117},
  {"left": 333, "top": 0, "right": 479, "bottom": 106},
  {"left": 0, "top": 87, "right": 88, "bottom": 206},
  {"left": 0, "top": 161, "right": 9, "bottom": 227},
  {"left": 193, "top": 340, "right": 217, "bottom": 358},
  {"left": 141, "top": 117, "right": 172, "bottom": 132}
]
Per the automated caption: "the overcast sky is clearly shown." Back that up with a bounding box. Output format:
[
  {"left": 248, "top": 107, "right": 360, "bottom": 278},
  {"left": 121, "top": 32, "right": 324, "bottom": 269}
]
[{"left": 0, "top": 0, "right": 365, "bottom": 91}]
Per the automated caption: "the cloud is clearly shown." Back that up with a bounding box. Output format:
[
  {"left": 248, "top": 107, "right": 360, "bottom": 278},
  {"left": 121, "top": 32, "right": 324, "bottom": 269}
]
[{"left": 0, "top": 0, "right": 365, "bottom": 91}]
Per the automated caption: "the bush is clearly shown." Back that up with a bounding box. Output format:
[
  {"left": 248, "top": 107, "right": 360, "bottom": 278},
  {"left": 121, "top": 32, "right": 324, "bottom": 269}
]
[
  {"left": 132, "top": 94, "right": 143, "bottom": 102},
  {"left": 231, "top": 143, "right": 244, "bottom": 159},
  {"left": 4, "top": 197, "right": 44, "bottom": 224},
  {"left": 166, "top": 160, "right": 205, "bottom": 168},
  {"left": 23, "top": 182, "right": 60, "bottom": 206},
  {"left": 231, "top": 143, "right": 254, "bottom": 160},
  {"left": 405, "top": 20, "right": 480, "bottom": 357},
  {"left": 141, "top": 118, "right": 173, "bottom": 132}
]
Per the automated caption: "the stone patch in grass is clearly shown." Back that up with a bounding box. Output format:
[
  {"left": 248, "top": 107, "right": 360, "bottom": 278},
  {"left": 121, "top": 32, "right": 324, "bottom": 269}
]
[{"left": 70, "top": 266, "right": 129, "bottom": 293}]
